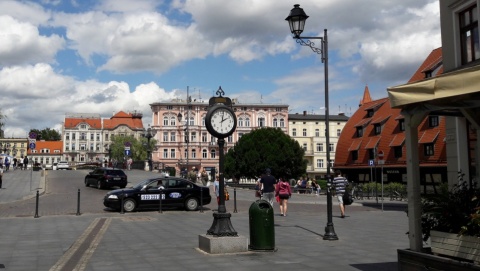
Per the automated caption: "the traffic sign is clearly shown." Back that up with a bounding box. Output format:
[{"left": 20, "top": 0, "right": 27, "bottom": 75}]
[
  {"left": 368, "top": 159, "right": 375, "bottom": 166},
  {"left": 28, "top": 138, "right": 36, "bottom": 144},
  {"left": 29, "top": 142, "right": 36, "bottom": 149},
  {"left": 378, "top": 150, "right": 384, "bottom": 160},
  {"left": 378, "top": 160, "right": 385, "bottom": 165},
  {"left": 125, "top": 150, "right": 131, "bottom": 156},
  {"left": 124, "top": 147, "right": 130, "bottom": 151}
]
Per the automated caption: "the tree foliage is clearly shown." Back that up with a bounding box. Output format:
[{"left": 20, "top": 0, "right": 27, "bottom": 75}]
[
  {"left": 109, "top": 135, "right": 156, "bottom": 162},
  {"left": 29, "top": 128, "right": 61, "bottom": 141},
  {"left": 224, "top": 127, "right": 306, "bottom": 180}
]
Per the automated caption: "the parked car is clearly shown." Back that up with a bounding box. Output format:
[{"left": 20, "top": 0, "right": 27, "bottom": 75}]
[
  {"left": 103, "top": 175, "right": 211, "bottom": 212},
  {"left": 85, "top": 168, "right": 127, "bottom": 189},
  {"left": 57, "top": 161, "right": 70, "bottom": 170}
]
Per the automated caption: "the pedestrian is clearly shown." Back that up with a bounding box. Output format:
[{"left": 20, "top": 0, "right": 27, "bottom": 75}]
[
  {"left": 0, "top": 165, "right": 3, "bottom": 189},
  {"left": 213, "top": 175, "right": 220, "bottom": 204},
  {"left": 332, "top": 170, "right": 349, "bottom": 218},
  {"left": 13, "top": 157, "right": 17, "bottom": 170},
  {"left": 259, "top": 168, "right": 277, "bottom": 206},
  {"left": 127, "top": 157, "right": 132, "bottom": 170},
  {"left": 18, "top": 157, "right": 23, "bottom": 170},
  {"left": 200, "top": 168, "right": 208, "bottom": 186},
  {"left": 275, "top": 177, "right": 292, "bottom": 216},
  {"left": 23, "top": 156, "right": 29, "bottom": 170},
  {"left": 188, "top": 167, "right": 197, "bottom": 183},
  {"left": 4, "top": 156, "right": 10, "bottom": 171}
]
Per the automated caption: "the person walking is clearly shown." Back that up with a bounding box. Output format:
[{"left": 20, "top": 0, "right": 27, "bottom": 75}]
[
  {"left": 259, "top": 168, "right": 277, "bottom": 206},
  {"left": 18, "top": 157, "right": 23, "bottom": 170},
  {"left": 12, "top": 157, "right": 17, "bottom": 170},
  {"left": 0, "top": 165, "right": 3, "bottom": 189},
  {"left": 333, "top": 170, "right": 349, "bottom": 218},
  {"left": 23, "top": 156, "right": 29, "bottom": 170},
  {"left": 275, "top": 177, "right": 292, "bottom": 216},
  {"left": 213, "top": 175, "right": 220, "bottom": 204}
]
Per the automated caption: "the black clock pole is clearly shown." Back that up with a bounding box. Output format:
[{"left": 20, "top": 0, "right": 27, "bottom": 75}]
[{"left": 207, "top": 138, "right": 238, "bottom": 236}]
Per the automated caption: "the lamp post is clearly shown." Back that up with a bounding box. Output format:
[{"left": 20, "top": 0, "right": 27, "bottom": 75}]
[
  {"left": 286, "top": 4, "right": 338, "bottom": 241},
  {"left": 177, "top": 90, "right": 191, "bottom": 174},
  {"left": 104, "top": 144, "right": 112, "bottom": 167},
  {"left": 144, "top": 124, "right": 156, "bottom": 171}
]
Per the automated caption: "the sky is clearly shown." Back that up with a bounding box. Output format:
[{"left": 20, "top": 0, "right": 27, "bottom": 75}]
[{"left": 0, "top": 0, "right": 442, "bottom": 137}]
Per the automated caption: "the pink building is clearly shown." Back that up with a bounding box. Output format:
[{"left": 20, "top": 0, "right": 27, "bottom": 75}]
[{"left": 150, "top": 98, "right": 289, "bottom": 176}]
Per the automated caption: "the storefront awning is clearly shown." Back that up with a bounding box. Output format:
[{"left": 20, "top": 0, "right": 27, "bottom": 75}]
[{"left": 387, "top": 65, "right": 480, "bottom": 113}]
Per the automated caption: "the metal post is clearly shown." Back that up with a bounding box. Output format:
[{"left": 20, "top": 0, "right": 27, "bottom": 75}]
[
  {"left": 76, "top": 189, "right": 81, "bottom": 216},
  {"left": 159, "top": 192, "right": 163, "bottom": 213},
  {"left": 34, "top": 190, "right": 39, "bottom": 218},
  {"left": 233, "top": 188, "right": 237, "bottom": 213},
  {"left": 120, "top": 191, "right": 125, "bottom": 214},
  {"left": 200, "top": 188, "right": 204, "bottom": 213}
]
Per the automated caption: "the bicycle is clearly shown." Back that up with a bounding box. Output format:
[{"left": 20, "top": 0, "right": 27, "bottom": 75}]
[{"left": 351, "top": 183, "right": 364, "bottom": 200}]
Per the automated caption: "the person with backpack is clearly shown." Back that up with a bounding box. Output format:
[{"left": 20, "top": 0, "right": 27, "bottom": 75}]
[{"left": 275, "top": 177, "right": 292, "bottom": 216}]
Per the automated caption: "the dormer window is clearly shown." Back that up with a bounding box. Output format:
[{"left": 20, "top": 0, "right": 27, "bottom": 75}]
[
  {"left": 429, "top": 116, "right": 439, "bottom": 127},
  {"left": 356, "top": 127, "right": 363, "bottom": 137},
  {"left": 367, "top": 109, "right": 374, "bottom": 117}
]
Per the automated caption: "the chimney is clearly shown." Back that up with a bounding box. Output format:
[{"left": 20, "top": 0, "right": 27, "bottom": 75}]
[{"left": 303, "top": 111, "right": 307, "bottom": 116}]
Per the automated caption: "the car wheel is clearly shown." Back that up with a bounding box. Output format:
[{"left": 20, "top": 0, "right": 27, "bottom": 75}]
[
  {"left": 97, "top": 180, "right": 103, "bottom": 189},
  {"left": 85, "top": 178, "right": 89, "bottom": 187},
  {"left": 185, "top": 197, "right": 199, "bottom": 211},
  {"left": 123, "top": 198, "right": 136, "bottom": 212}
]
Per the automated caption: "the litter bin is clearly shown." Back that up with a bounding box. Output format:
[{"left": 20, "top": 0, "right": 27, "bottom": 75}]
[{"left": 249, "top": 199, "right": 275, "bottom": 251}]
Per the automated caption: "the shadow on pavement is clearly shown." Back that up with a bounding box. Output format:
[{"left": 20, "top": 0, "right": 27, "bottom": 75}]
[{"left": 351, "top": 262, "right": 398, "bottom": 271}]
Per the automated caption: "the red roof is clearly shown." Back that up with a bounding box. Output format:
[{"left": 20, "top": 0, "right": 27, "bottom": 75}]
[
  {"left": 364, "top": 137, "right": 380, "bottom": 149},
  {"left": 389, "top": 134, "right": 405, "bottom": 147},
  {"left": 28, "top": 141, "right": 63, "bottom": 155},
  {"left": 103, "top": 111, "right": 144, "bottom": 130},
  {"left": 419, "top": 130, "right": 440, "bottom": 144},
  {"left": 334, "top": 48, "right": 447, "bottom": 171},
  {"left": 348, "top": 139, "right": 363, "bottom": 151}
]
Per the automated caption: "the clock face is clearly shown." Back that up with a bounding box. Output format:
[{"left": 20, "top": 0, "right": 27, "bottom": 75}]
[{"left": 205, "top": 105, "right": 237, "bottom": 138}]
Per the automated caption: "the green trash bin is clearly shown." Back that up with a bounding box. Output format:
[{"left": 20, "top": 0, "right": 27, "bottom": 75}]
[{"left": 249, "top": 199, "right": 275, "bottom": 251}]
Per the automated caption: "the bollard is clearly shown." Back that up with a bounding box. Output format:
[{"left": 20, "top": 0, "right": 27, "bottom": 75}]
[
  {"left": 200, "top": 188, "right": 204, "bottom": 213},
  {"left": 234, "top": 188, "right": 237, "bottom": 213},
  {"left": 120, "top": 191, "right": 125, "bottom": 214},
  {"left": 158, "top": 192, "right": 163, "bottom": 213},
  {"left": 76, "top": 189, "right": 81, "bottom": 216},
  {"left": 34, "top": 190, "right": 40, "bottom": 218}
]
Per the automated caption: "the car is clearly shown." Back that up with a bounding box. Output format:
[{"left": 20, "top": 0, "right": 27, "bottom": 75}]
[
  {"left": 85, "top": 168, "right": 128, "bottom": 189},
  {"left": 103, "top": 175, "right": 212, "bottom": 212},
  {"left": 57, "top": 161, "right": 70, "bottom": 170}
]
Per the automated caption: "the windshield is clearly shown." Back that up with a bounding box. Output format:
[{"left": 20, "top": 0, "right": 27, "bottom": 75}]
[{"left": 132, "top": 178, "right": 156, "bottom": 190}]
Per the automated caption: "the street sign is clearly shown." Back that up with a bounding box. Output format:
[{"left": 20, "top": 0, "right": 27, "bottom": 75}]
[
  {"left": 124, "top": 150, "right": 131, "bottom": 156},
  {"left": 29, "top": 142, "right": 36, "bottom": 149},
  {"left": 28, "top": 138, "right": 36, "bottom": 144},
  {"left": 368, "top": 159, "right": 375, "bottom": 166},
  {"left": 378, "top": 150, "right": 384, "bottom": 160},
  {"left": 378, "top": 160, "right": 385, "bottom": 165},
  {"left": 124, "top": 147, "right": 130, "bottom": 151}
]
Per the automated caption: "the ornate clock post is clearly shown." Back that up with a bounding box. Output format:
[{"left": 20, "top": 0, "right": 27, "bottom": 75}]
[{"left": 204, "top": 87, "right": 238, "bottom": 236}]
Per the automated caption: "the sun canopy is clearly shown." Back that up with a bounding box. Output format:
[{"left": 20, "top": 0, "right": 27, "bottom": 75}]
[{"left": 387, "top": 65, "right": 480, "bottom": 114}]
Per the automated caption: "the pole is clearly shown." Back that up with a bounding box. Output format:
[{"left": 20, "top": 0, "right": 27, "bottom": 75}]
[
  {"left": 323, "top": 29, "right": 338, "bottom": 241},
  {"left": 381, "top": 164, "right": 384, "bottom": 211},
  {"left": 76, "top": 189, "right": 81, "bottom": 216},
  {"left": 186, "top": 86, "right": 189, "bottom": 174}
]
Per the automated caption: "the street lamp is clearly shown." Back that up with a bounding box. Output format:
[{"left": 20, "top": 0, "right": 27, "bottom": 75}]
[
  {"left": 286, "top": 4, "right": 338, "bottom": 241},
  {"left": 144, "top": 124, "right": 156, "bottom": 171},
  {"left": 104, "top": 144, "right": 112, "bottom": 167},
  {"left": 177, "top": 91, "right": 191, "bottom": 175}
]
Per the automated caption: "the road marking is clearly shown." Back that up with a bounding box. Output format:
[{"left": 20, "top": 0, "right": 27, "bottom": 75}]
[{"left": 50, "top": 217, "right": 111, "bottom": 271}]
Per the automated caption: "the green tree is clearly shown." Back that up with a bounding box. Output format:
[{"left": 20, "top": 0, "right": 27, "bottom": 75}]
[
  {"left": 29, "top": 128, "right": 61, "bottom": 141},
  {"left": 109, "top": 135, "right": 156, "bottom": 162},
  {"left": 224, "top": 127, "right": 306, "bottom": 180}
]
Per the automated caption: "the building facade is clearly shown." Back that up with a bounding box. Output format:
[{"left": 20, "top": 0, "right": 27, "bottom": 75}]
[
  {"left": 62, "top": 111, "right": 144, "bottom": 162},
  {"left": 0, "top": 138, "right": 28, "bottom": 159},
  {"left": 288, "top": 111, "right": 349, "bottom": 179},
  {"left": 150, "top": 99, "right": 289, "bottom": 176},
  {"left": 28, "top": 140, "right": 63, "bottom": 168}
]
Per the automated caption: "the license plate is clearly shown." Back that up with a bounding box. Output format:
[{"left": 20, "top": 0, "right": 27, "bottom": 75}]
[{"left": 114, "top": 177, "right": 121, "bottom": 180}]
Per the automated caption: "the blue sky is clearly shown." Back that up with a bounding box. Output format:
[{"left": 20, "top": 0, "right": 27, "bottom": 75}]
[{"left": 0, "top": 0, "right": 441, "bottom": 137}]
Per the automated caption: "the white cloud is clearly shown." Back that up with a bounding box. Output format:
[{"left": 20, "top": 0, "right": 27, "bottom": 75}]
[{"left": 0, "top": 15, "right": 65, "bottom": 66}]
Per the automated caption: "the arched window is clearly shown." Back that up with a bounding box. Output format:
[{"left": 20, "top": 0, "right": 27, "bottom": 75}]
[
  {"left": 238, "top": 117, "right": 244, "bottom": 127},
  {"left": 273, "top": 118, "right": 278, "bottom": 127},
  {"left": 210, "top": 149, "right": 216, "bottom": 159},
  {"left": 245, "top": 117, "right": 250, "bottom": 127},
  {"left": 280, "top": 118, "right": 285, "bottom": 127},
  {"left": 170, "top": 117, "right": 176, "bottom": 126},
  {"left": 202, "top": 149, "right": 208, "bottom": 158},
  {"left": 163, "top": 117, "right": 169, "bottom": 126}
]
